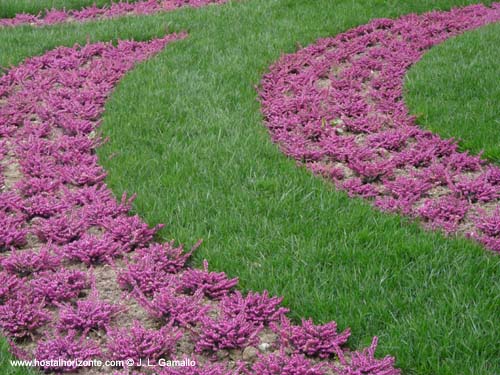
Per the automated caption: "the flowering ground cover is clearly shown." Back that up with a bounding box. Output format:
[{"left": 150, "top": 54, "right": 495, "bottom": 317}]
[
  {"left": 0, "top": 0, "right": 141, "bottom": 19},
  {"left": 258, "top": 4, "right": 500, "bottom": 252},
  {"left": 0, "top": 0, "right": 229, "bottom": 28},
  {"left": 0, "top": 1, "right": 499, "bottom": 374},
  {"left": 0, "top": 33, "right": 399, "bottom": 375}
]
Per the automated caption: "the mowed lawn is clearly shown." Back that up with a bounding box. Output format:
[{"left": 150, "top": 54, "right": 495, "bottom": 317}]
[
  {"left": 406, "top": 22, "right": 500, "bottom": 162},
  {"left": 0, "top": 1, "right": 499, "bottom": 374}
]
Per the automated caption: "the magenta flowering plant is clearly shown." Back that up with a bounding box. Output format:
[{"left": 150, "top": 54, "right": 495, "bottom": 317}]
[
  {"left": 56, "top": 290, "right": 124, "bottom": 334},
  {"left": 249, "top": 351, "right": 327, "bottom": 375},
  {"left": 30, "top": 269, "right": 88, "bottom": 304},
  {"left": 117, "top": 254, "right": 180, "bottom": 295},
  {"left": 107, "top": 320, "right": 182, "bottom": 363},
  {"left": 59, "top": 232, "right": 124, "bottom": 266},
  {"left": 99, "top": 214, "right": 163, "bottom": 250},
  {"left": 281, "top": 318, "right": 351, "bottom": 359},
  {"left": 220, "top": 290, "right": 289, "bottom": 325},
  {"left": 195, "top": 311, "right": 263, "bottom": 353},
  {"left": 180, "top": 260, "right": 238, "bottom": 299},
  {"left": 0, "top": 212, "right": 28, "bottom": 251},
  {"left": 133, "top": 239, "right": 201, "bottom": 274},
  {"left": 0, "top": 292, "right": 50, "bottom": 338},
  {"left": 35, "top": 333, "right": 102, "bottom": 373},
  {"left": 1, "top": 247, "right": 61, "bottom": 277},
  {"left": 0, "top": 271, "right": 22, "bottom": 303},
  {"left": 135, "top": 287, "right": 208, "bottom": 327},
  {"left": 335, "top": 337, "right": 400, "bottom": 375}
]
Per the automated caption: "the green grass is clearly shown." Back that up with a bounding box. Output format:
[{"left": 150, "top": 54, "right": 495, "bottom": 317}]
[
  {"left": 0, "top": 0, "right": 141, "bottom": 18},
  {"left": 0, "top": 1, "right": 499, "bottom": 374},
  {"left": 0, "top": 337, "right": 35, "bottom": 375},
  {"left": 406, "top": 22, "right": 500, "bottom": 163}
]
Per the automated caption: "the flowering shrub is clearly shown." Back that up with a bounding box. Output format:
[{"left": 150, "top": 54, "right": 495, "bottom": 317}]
[
  {"left": 59, "top": 233, "right": 124, "bottom": 265},
  {"left": 418, "top": 196, "right": 469, "bottom": 233},
  {"left": 35, "top": 334, "right": 101, "bottom": 373},
  {"left": 137, "top": 287, "right": 208, "bottom": 327},
  {"left": 0, "top": 212, "right": 27, "bottom": 251},
  {"left": 35, "top": 213, "right": 88, "bottom": 245},
  {"left": 220, "top": 290, "right": 289, "bottom": 325},
  {"left": 281, "top": 318, "right": 351, "bottom": 359},
  {"left": 1, "top": 247, "right": 60, "bottom": 277},
  {"left": 117, "top": 255, "right": 180, "bottom": 295},
  {"left": 195, "top": 312, "right": 263, "bottom": 353},
  {"left": 180, "top": 260, "right": 238, "bottom": 299},
  {"left": 133, "top": 239, "right": 200, "bottom": 274},
  {"left": 0, "top": 271, "right": 22, "bottom": 303},
  {"left": 99, "top": 214, "right": 163, "bottom": 250},
  {"left": 107, "top": 321, "right": 182, "bottom": 362},
  {"left": 336, "top": 337, "right": 400, "bottom": 375},
  {"left": 30, "top": 269, "right": 88, "bottom": 304},
  {"left": 0, "top": 293, "right": 50, "bottom": 338},
  {"left": 250, "top": 351, "right": 327, "bottom": 375},
  {"left": 57, "top": 293, "right": 123, "bottom": 334}
]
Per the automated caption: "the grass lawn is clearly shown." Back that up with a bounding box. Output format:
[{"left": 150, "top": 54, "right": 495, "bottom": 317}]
[
  {"left": 0, "top": 1, "right": 499, "bottom": 374},
  {"left": 406, "top": 22, "right": 500, "bottom": 163}
]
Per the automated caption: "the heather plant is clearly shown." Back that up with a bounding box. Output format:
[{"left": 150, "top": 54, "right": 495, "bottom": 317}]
[
  {"left": 418, "top": 196, "right": 469, "bottom": 233},
  {"left": 342, "top": 178, "right": 379, "bottom": 198},
  {"left": 448, "top": 173, "right": 499, "bottom": 203},
  {"left": 59, "top": 232, "right": 124, "bottom": 266},
  {"left": 220, "top": 290, "right": 289, "bottom": 325},
  {"left": 136, "top": 287, "right": 208, "bottom": 327},
  {"left": 180, "top": 260, "right": 238, "bottom": 299},
  {"left": 133, "top": 239, "right": 201, "bottom": 274},
  {"left": 0, "top": 271, "right": 22, "bottom": 303},
  {"left": 0, "top": 192, "right": 24, "bottom": 213},
  {"left": 0, "top": 292, "right": 50, "bottom": 338},
  {"left": 35, "top": 333, "right": 101, "bottom": 373},
  {"left": 0, "top": 212, "right": 28, "bottom": 251},
  {"left": 56, "top": 292, "right": 123, "bottom": 334},
  {"left": 117, "top": 254, "right": 180, "bottom": 295},
  {"left": 30, "top": 269, "right": 88, "bottom": 304},
  {"left": 23, "top": 193, "right": 70, "bottom": 218},
  {"left": 281, "top": 318, "right": 351, "bottom": 359},
  {"left": 107, "top": 321, "right": 182, "bottom": 363},
  {"left": 195, "top": 311, "right": 263, "bottom": 353},
  {"left": 335, "top": 337, "right": 400, "bottom": 375},
  {"left": 100, "top": 214, "right": 163, "bottom": 250},
  {"left": 249, "top": 351, "right": 327, "bottom": 375},
  {"left": 475, "top": 208, "right": 500, "bottom": 237},
  {"left": 34, "top": 213, "right": 88, "bottom": 245},
  {"left": 1, "top": 247, "right": 61, "bottom": 277}
]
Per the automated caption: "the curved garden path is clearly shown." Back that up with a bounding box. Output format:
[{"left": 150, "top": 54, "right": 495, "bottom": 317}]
[
  {"left": 259, "top": 3, "right": 500, "bottom": 252},
  {"left": 0, "top": 1, "right": 498, "bottom": 375}
]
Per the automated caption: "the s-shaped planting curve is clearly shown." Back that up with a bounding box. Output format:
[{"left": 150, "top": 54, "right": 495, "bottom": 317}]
[
  {"left": 0, "top": 11, "right": 398, "bottom": 375},
  {"left": 259, "top": 2, "right": 500, "bottom": 253}
]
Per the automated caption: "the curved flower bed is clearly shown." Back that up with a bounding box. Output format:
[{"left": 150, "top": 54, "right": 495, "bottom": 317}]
[
  {"left": 259, "top": 3, "right": 500, "bottom": 252},
  {"left": 0, "top": 33, "right": 399, "bottom": 375},
  {"left": 0, "top": 0, "right": 229, "bottom": 28}
]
